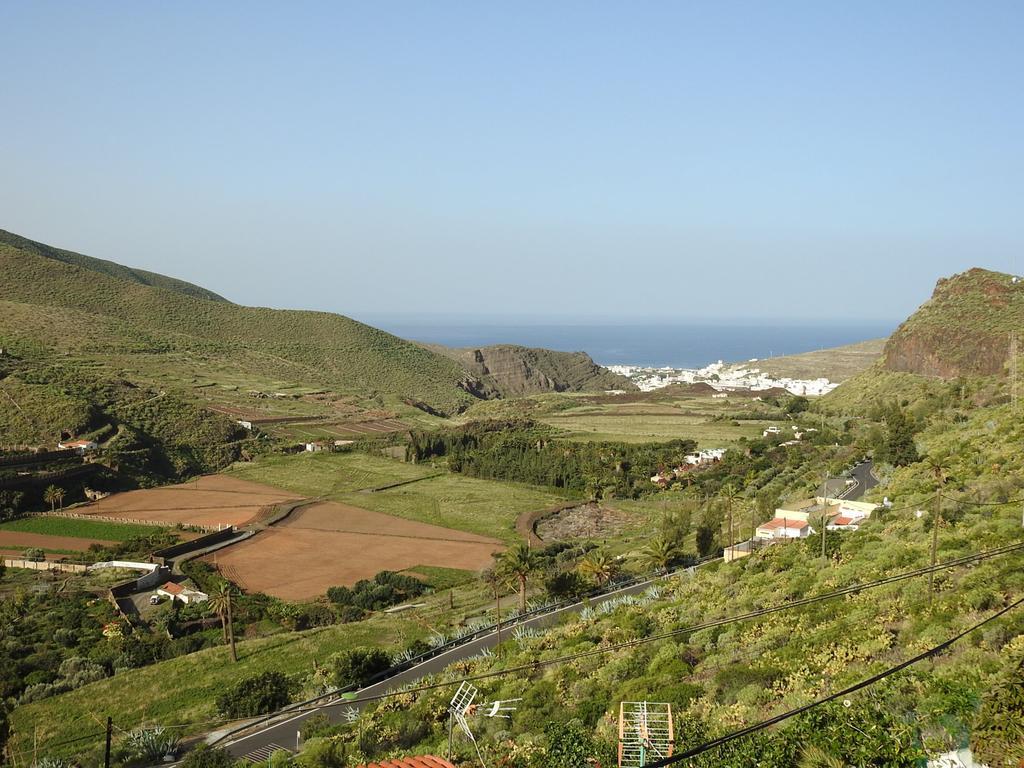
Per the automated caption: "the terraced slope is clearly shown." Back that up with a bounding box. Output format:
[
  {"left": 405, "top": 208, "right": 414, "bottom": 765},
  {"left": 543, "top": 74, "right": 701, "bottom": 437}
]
[{"left": 0, "top": 232, "right": 479, "bottom": 419}]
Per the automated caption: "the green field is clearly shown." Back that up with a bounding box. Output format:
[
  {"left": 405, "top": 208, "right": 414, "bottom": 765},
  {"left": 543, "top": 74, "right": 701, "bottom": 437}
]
[
  {"left": 225, "top": 451, "right": 435, "bottom": 495},
  {"left": 336, "top": 473, "right": 572, "bottom": 543},
  {"left": 226, "top": 451, "right": 571, "bottom": 542},
  {"left": 0, "top": 516, "right": 163, "bottom": 542},
  {"left": 535, "top": 395, "right": 783, "bottom": 445}
]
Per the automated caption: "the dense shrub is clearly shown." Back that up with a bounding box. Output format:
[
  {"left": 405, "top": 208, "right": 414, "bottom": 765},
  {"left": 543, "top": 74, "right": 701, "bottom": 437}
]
[
  {"left": 330, "top": 648, "right": 392, "bottom": 689},
  {"left": 326, "top": 571, "right": 427, "bottom": 612},
  {"left": 216, "top": 671, "right": 292, "bottom": 717}
]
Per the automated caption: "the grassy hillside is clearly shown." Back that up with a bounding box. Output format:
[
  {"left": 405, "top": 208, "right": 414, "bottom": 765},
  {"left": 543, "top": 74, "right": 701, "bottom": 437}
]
[
  {"left": 747, "top": 338, "right": 887, "bottom": 382},
  {"left": 0, "top": 229, "right": 227, "bottom": 302},
  {"left": 0, "top": 238, "right": 477, "bottom": 413}
]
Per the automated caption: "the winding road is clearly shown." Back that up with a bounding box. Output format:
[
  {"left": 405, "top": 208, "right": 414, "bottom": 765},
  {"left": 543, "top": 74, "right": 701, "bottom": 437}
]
[{"left": 216, "top": 572, "right": 686, "bottom": 760}]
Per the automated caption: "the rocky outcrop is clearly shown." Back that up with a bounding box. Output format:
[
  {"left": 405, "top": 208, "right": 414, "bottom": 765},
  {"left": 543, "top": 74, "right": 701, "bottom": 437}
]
[
  {"left": 882, "top": 268, "right": 1024, "bottom": 378},
  {"left": 432, "top": 344, "right": 637, "bottom": 398}
]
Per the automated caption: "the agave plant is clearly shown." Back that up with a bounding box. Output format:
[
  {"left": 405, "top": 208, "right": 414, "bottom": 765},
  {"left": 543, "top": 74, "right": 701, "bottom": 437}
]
[
  {"left": 428, "top": 632, "right": 448, "bottom": 648},
  {"left": 121, "top": 727, "right": 179, "bottom": 763}
]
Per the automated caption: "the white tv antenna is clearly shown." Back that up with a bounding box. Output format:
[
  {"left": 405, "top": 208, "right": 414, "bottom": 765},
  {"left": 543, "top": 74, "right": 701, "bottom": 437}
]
[
  {"left": 618, "top": 701, "right": 674, "bottom": 768},
  {"left": 448, "top": 682, "right": 487, "bottom": 768},
  {"left": 446, "top": 682, "right": 521, "bottom": 767}
]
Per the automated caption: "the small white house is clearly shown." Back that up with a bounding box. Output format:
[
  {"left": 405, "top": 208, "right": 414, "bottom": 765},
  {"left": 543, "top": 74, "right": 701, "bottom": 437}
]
[
  {"left": 156, "top": 582, "right": 209, "bottom": 604},
  {"left": 762, "top": 426, "right": 782, "bottom": 437},
  {"left": 756, "top": 517, "right": 811, "bottom": 539},
  {"left": 305, "top": 442, "right": 327, "bottom": 453},
  {"left": 58, "top": 439, "right": 98, "bottom": 454}
]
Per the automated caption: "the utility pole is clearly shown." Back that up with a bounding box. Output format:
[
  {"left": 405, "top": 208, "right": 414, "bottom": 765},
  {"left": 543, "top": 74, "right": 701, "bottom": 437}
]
[
  {"left": 1011, "top": 333, "right": 1019, "bottom": 410},
  {"left": 494, "top": 588, "right": 502, "bottom": 658},
  {"left": 821, "top": 472, "right": 829, "bottom": 561},
  {"left": 104, "top": 717, "right": 113, "bottom": 768},
  {"left": 929, "top": 493, "right": 941, "bottom": 605}
]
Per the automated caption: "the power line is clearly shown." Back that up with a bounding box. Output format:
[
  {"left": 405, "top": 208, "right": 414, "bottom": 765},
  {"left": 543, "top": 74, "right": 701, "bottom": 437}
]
[
  {"left": 642, "top": 594, "right": 1024, "bottom": 767},
  {"left": 25, "top": 542, "right": 1020, "bottom": 759},
  {"left": 176, "top": 541, "right": 1024, "bottom": 737}
]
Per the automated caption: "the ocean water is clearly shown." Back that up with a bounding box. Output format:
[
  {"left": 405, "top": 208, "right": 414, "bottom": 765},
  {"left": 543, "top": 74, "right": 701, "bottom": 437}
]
[{"left": 366, "top": 320, "right": 895, "bottom": 369}]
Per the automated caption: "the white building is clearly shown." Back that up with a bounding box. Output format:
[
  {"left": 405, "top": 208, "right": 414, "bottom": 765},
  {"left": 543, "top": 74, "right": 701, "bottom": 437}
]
[
  {"left": 58, "top": 439, "right": 98, "bottom": 454},
  {"left": 156, "top": 582, "right": 209, "bottom": 604}
]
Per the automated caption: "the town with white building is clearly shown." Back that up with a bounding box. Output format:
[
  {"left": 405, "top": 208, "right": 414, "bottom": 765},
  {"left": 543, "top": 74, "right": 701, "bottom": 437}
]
[{"left": 607, "top": 360, "right": 840, "bottom": 396}]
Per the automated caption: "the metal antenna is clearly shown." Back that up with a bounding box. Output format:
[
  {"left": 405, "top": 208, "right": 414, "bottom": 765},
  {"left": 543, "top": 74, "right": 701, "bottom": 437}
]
[
  {"left": 618, "top": 701, "right": 674, "bottom": 768},
  {"left": 448, "top": 682, "right": 487, "bottom": 768}
]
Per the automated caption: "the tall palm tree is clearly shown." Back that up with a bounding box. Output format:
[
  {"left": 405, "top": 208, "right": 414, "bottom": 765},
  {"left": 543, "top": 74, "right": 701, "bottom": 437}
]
[
  {"left": 498, "top": 543, "right": 539, "bottom": 613},
  {"left": 54, "top": 487, "right": 66, "bottom": 511},
  {"left": 640, "top": 536, "right": 679, "bottom": 573},
  {"left": 207, "top": 583, "right": 237, "bottom": 662},
  {"left": 578, "top": 550, "right": 618, "bottom": 588},
  {"left": 43, "top": 485, "right": 61, "bottom": 513}
]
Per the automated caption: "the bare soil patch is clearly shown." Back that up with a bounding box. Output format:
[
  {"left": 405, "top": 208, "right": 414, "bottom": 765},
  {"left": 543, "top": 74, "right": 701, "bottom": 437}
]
[
  {"left": 205, "top": 500, "right": 501, "bottom": 600},
  {"left": 0, "top": 531, "right": 116, "bottom": 551},
  {"left": 81, "top": 475, "right": 301, "bottom": 528},
  {"left": 535, "top": 503, "right": 632, "bottom": 542}
]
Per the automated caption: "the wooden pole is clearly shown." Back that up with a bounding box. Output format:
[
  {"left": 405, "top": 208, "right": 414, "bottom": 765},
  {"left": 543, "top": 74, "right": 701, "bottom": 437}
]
[
  {"left": 929, "top": 493, "right": 940, "bottom": 605},
  {"left": 104, "top": 717, "right": 113, "bottom": 768}
]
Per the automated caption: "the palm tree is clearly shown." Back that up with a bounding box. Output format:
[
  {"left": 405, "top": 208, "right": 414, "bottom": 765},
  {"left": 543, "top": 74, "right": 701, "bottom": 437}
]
[
  {"left": 578, "top": 550, "right": 618, "bottom": 588},
  {"left": 497, "top": 543, "right": 540, "bottom": 614},
  {"left": 640, "top": 536, "right": 679, "bottom": 573},
  {"left": 207, "top": 583, "right": 237, "bottom": 662},
  {"left": 54, "top": 487, "right": 65, "bottom": 511},
  {"left": 43, "top": 485, "right": 62, "bottom": 513}
]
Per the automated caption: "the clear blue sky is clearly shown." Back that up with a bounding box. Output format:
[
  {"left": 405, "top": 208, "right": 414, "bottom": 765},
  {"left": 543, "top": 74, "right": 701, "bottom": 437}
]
[{"left": 2, "top": 1, "right": 1022, "bottom": 323}]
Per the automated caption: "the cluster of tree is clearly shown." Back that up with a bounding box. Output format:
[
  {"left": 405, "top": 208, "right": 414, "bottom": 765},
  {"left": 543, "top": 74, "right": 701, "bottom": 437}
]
[
  {"left": 216, "top": 671, "right": 293, "bottom": 718},
  {"left": 326, "top": 571, "right": 428, "bottom": 619},
  {"left": 406, "top": 419, "right": 697, "bottom": 498}
]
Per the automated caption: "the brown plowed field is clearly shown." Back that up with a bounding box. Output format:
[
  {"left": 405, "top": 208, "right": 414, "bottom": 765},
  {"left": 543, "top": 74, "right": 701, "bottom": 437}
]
[
  {"left": 0, "top": 531, "right": 116, "bottom": 550},
  {"left": 80, "top": 475, "right": 301, "bottom": 528},
  {"left": 205, "top": 501, "right": 502, "bottom": 600}
]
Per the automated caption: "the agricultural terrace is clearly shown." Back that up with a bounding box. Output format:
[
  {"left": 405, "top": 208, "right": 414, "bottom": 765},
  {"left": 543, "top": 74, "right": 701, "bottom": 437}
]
[
  {"left": 0, "top": 517, "right": 170, "bottom": 558},
  {"left": 206, "top": 500, "right": 501, "bottom": 600},
  {"left": 80, "top": 475, "right": 301, "bottom": 528},
  {"left": 226, "top": 451, "right": 573, "bottom": 542},
  {"left": 537, "top": 395, "right": 781, "bottom": 444}
]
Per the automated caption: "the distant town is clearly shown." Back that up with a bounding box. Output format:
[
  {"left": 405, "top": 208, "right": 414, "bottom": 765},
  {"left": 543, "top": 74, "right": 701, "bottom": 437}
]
[{"left": 607, "top": 360, "right": 841, "bottom": 396}]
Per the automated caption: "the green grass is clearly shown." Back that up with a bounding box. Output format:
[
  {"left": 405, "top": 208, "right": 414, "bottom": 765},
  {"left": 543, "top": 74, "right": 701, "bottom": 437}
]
[
  {"left": 336, "top": 473, "right": 572, "bottom": 543},
  {"left": 0, "top": 516, "right": 164, "bottom": 541},
  {"left": 225, "top": 451, "right": 435, "bottom": 496},
  {"left": 536, "top": 396, "right": 780, "bottom": 445},
  {"left": 402, "top": 564, "right": 477, "bottom": 591},
  {"left": 224, "top": 451, "right": 571, "bottom": 542}
]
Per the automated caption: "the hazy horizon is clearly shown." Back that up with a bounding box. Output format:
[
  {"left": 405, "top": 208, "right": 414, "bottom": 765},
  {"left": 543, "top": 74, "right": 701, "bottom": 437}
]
[{"left": 3, "top": 2, "right": 1023, "bottom": 323}]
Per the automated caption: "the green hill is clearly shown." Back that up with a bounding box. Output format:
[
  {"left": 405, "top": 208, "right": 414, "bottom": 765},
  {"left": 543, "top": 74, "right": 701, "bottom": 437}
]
[
  {"left": 0, "top": 231, "right": 480, "bottom": 415},
  {"left": 428, "top": 343, "right": 636, "bottom": 397},
  {"left": 0, "top": 229, "right": 228, "bottom": 302},
  {"left": 883, "top": 267, "right": 1024, "bottom": 378}
]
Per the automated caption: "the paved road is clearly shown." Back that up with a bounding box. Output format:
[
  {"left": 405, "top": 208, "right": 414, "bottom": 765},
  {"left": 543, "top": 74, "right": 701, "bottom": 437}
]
[
  {"left": 218, "top": 573, "right": 684, "bottom": 759},
  {"left": 844, "top": 459, "right": 878, "bottom": 501}
]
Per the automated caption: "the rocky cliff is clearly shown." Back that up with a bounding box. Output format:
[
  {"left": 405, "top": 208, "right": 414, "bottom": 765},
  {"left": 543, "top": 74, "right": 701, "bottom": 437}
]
[
  {"left": 430, "top": 344, "right": 637, "bottom": 398},
  {"left": 882, "top": 268, "right": 1024, "bottom": 378}
]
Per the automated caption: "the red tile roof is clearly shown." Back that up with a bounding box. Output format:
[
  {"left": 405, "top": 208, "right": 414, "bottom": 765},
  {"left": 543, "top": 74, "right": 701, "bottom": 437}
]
[
  {"left": 354, "top": 758, "right": 456, "bottom": 768},
  {"left": 831, "top": 516, "right": 856, "bottom": 526},
  {"left": 759, "top": 518, "right": 807, "bottom": 530},
  {"left": 159, "top": 582, "right": 185, "bottom": 595}
]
